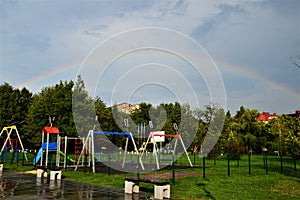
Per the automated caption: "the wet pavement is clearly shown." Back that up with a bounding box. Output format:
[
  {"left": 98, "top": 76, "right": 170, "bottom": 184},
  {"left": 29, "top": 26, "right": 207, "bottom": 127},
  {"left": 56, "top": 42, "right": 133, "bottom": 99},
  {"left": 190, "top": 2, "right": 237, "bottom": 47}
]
[{"left": 0, "top": 172, "right": 152, "bottom": 199}]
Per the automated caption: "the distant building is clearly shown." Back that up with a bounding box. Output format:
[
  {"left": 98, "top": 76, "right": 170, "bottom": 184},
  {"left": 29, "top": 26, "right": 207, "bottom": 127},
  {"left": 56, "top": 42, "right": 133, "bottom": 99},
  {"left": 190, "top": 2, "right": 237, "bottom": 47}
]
[
  {"left": 256, "top": 112, "right": 277, "bottom": 123},
  {"left": 286, "top": 110, "right": 300, "bottom": 119},
  {"left": 115, "top": 102, "right": 140, "bottom": 114}
]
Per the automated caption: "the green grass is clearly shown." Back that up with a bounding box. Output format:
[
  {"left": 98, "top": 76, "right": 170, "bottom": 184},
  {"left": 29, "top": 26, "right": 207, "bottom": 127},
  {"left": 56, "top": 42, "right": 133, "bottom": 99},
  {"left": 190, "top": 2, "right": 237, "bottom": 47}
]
[
  {"left": 2, "top": 152, "right": 300, "bottom": 199},
  {"left": 61, "top": 154, "right": 300, "bottom": 199},
  {"left": 175, "top": 154, "right": 300, "bottom": 199},
  {"left": 62, "top": 170, "right": 126, "bottom": 189}
]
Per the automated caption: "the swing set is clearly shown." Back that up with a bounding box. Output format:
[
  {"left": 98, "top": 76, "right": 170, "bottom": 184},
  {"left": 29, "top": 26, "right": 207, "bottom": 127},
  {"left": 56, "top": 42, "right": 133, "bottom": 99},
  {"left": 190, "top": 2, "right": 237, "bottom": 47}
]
[
  {"left": 75, "top": 119, "right": 144, "bottom": 173},
  {"left": 140, "top": 123, "right": 193, "bottom": 169},
  {"left": 0, "top": 126, "right": 28, "bottom": 161}
]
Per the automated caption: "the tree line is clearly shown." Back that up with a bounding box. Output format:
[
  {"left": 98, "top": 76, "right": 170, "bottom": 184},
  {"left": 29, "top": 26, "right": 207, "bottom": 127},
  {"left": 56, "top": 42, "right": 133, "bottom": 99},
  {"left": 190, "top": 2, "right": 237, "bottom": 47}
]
[{"left": 0, "top": 76, "right": 299, "bottom": 159}]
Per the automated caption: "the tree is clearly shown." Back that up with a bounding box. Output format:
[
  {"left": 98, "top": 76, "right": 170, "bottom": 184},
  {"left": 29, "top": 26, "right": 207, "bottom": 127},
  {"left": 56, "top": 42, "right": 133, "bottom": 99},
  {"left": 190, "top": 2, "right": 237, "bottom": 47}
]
[
  {"left": 94, "top": 99, "right": 127, "bottom": 148},
  {"left": 203, "top": 104, "right": 225, "bottom": 157},
  {"left": 94, "top": 97, "right": 113, "bottom": 131},
  {"left": 0, "top": 83, "right": 32, "bottom": 127},
  {"left": 283, "top": 116, "right": 300, "bottom": 159},
  {"left": 0, "top": 83, "right": 33, "bottom": 147},
  {"left": 160, "top": 102, "right": 181, "bottom": 126},
  {"left": 269, "top": 115, "right": 300, "bottom": 158},
  {"left": 231, "top": 107, "right": 260, "bottom": 153},
  {"left": 226, "top": 130, "right": 242, "bottom": 160},
  {"left": 177, "top": 103, "right": 199, "bottom": 153},
  {"left": 187, "top": 103, "right": 227, "bottom": 158},
  {"left": 130, "top": 102, "right": 152, "bottom": 125},
  {"left": 149, "top": 104, "right": 167, "bottom": 132},
  {"left": 24, "top": 80, "right": 75, "bottom": 148},
  {"left": 0, "top": 83, "right": 15, "bottom": 127},
  {"left": 72, "top": 75, "right": 96, "bottom": 136}
]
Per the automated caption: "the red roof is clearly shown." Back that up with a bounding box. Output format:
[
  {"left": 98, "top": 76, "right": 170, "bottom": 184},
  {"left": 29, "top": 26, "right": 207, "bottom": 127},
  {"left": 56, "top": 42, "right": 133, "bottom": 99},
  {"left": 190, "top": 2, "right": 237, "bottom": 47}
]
[
  {"left": 42, "top": 126, "right": 60, "bottom": 134},
  {"left": 256, "top": 112, "right": 276, "bottom": 122}
]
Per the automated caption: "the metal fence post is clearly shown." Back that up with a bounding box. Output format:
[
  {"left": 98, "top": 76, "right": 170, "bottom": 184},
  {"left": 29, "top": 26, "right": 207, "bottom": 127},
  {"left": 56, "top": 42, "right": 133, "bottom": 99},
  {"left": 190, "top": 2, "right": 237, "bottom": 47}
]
[
  {"left": 214, "top": 151, "right": 216, "bottom": 166},
  {"left": 248, "top": 152, "right": 251, "bottom": 175},
  {"left": 294, "top": 156, "right": 297, "bottom": 172},
  {"left": 265, "top": 153, "right": 268, "bottom": 174},
  {"left": 11, "top": 150, "right": 14, "bottom": 165},
  {"left": 22, "top": 151, "right": 25, "bottom": 166},
  {"left": 203, "top": 156, "right": 206, "bottom": 179},
  {"left": 108, "top": 154, "right": 111, "bottom": 176},
  {"left": 172, "top": 155, "right": 175, "bottom": 184},
  {"left": 280, "top": 154, "right": 283, "bottom": 173},
  {"left": 227, "top": 154, "right": 230, "bottom": 177},
  {"left": 84, "top": 153, "right": 87, "bottom": 173}
]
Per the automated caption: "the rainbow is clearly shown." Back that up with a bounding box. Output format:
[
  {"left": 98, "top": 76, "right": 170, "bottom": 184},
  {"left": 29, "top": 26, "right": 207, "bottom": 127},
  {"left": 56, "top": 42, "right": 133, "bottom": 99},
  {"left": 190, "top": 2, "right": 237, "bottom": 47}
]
[
  {"left": 18, "top": 58, "right": 299, "bottom": 99},
  {"left": 18, "top": 62, "right": 78, "bottom": 91},
  {"left": 216, "top": 60, "right": 299, "bottom": 99}
]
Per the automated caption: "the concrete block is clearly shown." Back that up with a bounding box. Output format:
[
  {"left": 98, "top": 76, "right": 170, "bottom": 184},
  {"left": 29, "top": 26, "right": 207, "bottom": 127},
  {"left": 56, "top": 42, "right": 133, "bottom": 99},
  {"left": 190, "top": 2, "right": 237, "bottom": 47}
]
[
  {"left": 133, "top": 183, "right": 139, "bottom": 193},
  {"left": 125, "top": 180, "right": 139, "bottom": 194},
  {"left": 50, "top": 170, "right": 61, "bottom": 180},
  {"left": 154, "top": 184, "right": 170, "bottom": 199},
  {"left": 0, "top": 164, "right": 3, "bottom": 172},
  {"left": 37, "top": 168, "right": 47, "bottom": 178}
]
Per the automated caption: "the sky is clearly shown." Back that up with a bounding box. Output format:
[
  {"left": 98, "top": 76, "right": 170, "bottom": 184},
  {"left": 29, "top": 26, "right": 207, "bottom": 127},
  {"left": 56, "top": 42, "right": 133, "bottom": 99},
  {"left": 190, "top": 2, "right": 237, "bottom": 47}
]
[{"left": 0, "top": 0, "right": 299, "bottom": 115}]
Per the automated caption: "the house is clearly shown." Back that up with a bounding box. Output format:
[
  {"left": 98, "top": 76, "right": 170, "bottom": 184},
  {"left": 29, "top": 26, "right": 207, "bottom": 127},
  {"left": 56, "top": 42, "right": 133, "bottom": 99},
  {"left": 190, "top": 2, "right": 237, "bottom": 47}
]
[
  {"left": 256, "top": 112, "right": 277, "bottom": 123},
  {"left": 286, "top": 110, "right": 300, "bottom": 119},
  {"left": 115, "top": 102, "right": 140, "bottom": 114}
]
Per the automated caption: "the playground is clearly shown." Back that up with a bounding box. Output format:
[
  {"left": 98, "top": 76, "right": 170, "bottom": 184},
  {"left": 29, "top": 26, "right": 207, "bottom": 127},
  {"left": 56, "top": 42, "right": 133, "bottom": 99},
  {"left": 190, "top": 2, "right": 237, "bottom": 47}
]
[
  {"left": 1, "top": 144, "right": 300, "bottom": 199},
  {"left": 0, "top": 121, "right": 200, "bottom": 173},
  {"left": 0, "top": 122, "right": 299, "bottom": 199},
  {"left": 0, "top": 121, "right": 207, "bottom": 199}
]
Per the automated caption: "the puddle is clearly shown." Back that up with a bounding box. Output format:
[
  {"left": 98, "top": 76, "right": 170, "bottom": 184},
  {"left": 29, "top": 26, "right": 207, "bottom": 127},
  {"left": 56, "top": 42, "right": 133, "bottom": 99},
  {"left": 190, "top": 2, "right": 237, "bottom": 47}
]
[{"left": 0, "top": 172, "right": 152, "bottom": 199}]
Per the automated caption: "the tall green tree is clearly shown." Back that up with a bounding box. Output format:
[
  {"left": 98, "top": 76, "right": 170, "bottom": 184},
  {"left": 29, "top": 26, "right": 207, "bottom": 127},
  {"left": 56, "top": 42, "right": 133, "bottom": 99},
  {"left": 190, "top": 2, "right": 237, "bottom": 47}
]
[
  {"left": 231, "top": 107, "right": 260, "bottom": 153},
  {"left": 0, "top": 83, "right": 32, "bottom": 128},
  {"left": 192, "top": 103, "right": 225, "bottom": 157},
  {"left": 24, "top": 80, "right": 75, "bottom": 148},
  {"left": 269, "top": 115, "right": 300, "bottom": 157},
  {"left": 177, "top": 103, "right": 199, "bottom": 152},
  {"left": 72, "top": 75, "right": 96, "bottom": 136},
  {"left": 148, "top": 104, "right": 167, "bottom": 132},
  {"left": 130, "top": 102, "right": 152, "bottom": 125},
  {"left": 0, "top": 83, "right": 33, "bottom": 146},
  {"left": 158, "top": 102, "right": 182, "bottom": 135},
  {"left": 95, "top": 97, "right": 114, "bottom": 131},
  {"left": 160, "top": 102, "right": 181, "bottom": 126}
]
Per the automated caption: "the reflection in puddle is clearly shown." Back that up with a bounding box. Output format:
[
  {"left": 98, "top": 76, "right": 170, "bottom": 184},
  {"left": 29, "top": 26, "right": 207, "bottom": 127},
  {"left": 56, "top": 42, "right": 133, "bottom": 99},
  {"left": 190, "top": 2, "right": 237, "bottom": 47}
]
[
  {"left": 36, "top": 178, "right": 63, "bottom": 199},
  {"left": 0, "top": 172, "right": 152, "bottom": 199}
]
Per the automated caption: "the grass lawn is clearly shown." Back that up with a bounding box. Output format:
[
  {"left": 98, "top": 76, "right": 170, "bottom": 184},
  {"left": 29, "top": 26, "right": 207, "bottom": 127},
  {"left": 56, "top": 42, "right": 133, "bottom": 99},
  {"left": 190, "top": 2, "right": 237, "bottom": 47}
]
[
  {"left": 61, "top": 154, "right": 300, "bottom": 199},
  {"left": 3, "top": 152, "right": 300, "bottom": 199}
]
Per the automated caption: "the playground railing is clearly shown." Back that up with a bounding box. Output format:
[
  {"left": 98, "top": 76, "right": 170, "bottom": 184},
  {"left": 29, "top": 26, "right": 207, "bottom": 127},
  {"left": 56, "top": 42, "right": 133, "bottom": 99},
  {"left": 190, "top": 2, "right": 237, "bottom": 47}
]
[{"left": 128, "top": 152, "right": 299, "bottom": 185}]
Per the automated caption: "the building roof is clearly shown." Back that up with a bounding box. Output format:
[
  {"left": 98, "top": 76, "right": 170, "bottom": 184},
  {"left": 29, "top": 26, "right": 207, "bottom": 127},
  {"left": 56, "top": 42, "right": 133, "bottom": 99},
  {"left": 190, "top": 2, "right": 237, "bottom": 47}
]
[
  {"left": 256, "top": 112, "right": 277, "bottom": 123},
  {"left": 115, "top": 102, "right": 140, "bottom": 114},
  {"left": 286, "top": 110, "right": 300, "bottom": 119}
]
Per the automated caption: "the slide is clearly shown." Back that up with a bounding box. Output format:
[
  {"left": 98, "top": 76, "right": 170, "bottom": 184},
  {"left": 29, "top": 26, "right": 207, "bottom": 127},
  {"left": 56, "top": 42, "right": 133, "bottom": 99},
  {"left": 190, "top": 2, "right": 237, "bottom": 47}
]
[
  {"left": 59, "top": 151, "right": 75, "bottom": 163},
  {"left": 34, "top": 147, "right": 43, "bottom": 165}
]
